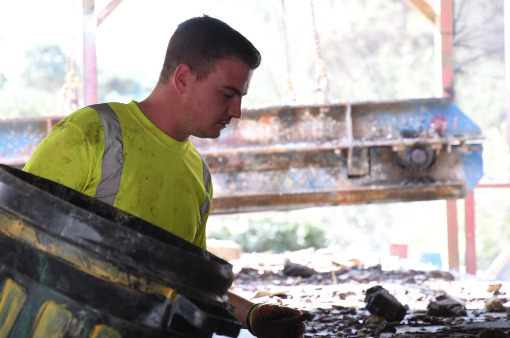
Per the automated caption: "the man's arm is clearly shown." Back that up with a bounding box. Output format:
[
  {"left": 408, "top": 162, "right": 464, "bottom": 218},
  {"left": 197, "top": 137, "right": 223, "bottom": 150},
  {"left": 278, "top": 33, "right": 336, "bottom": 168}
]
[
  {"left": 226, "top": 290, "right": 309, "bottom": 337},
  {"left": 226, "top": 290, "right": 254, "bottom": 328}
]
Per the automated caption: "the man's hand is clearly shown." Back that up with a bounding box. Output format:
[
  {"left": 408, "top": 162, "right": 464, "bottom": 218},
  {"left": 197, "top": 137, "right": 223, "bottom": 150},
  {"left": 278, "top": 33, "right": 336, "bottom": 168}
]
[{"left": 247, "top": 304, "right": 311, "bottom": 338}]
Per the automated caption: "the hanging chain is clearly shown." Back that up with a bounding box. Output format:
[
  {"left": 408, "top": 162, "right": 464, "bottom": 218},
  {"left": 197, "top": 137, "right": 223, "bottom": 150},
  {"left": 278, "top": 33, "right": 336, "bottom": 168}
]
[
  {"left": 281, "top": 0, "right": 296, "bottom": 104},
  {"left": 61, "top": 0, "right": 81, "bottom": 115},
  {"left": 310, "top": 0, "right": 329, "bottom": 103}
]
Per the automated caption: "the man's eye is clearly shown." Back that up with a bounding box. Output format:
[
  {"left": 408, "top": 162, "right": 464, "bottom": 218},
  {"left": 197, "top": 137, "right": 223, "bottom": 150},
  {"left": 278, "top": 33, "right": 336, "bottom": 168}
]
[{"left": 223, "top": 92, "right": 234, "bottom": 98}]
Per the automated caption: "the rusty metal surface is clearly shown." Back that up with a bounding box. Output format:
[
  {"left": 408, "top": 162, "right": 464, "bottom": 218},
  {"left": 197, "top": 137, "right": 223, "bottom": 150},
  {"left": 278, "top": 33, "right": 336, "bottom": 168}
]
[
  {"left": 192, "top": 97, "right": 483, "bottom": 213},
  {"left": 0, "top": 98, "right": 483, "bottom": 214},
  {"left": 193, "top": 98, "right": 481, "bottom": 150},
  {"left": 211, "top": 183, "right": 465, "bottom": 214}
]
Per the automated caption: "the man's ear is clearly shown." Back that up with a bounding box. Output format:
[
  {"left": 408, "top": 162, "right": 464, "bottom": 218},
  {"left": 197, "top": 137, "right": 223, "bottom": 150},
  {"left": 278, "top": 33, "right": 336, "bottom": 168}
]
[{"left": 173, "top": 64, "right": 192, "bottom": 94}]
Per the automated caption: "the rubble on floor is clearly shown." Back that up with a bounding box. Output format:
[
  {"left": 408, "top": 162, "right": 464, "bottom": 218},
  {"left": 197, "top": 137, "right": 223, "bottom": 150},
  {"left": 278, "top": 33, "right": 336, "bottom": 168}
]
[{"left": 227, "top": 248, "right": 510, "bottom": 337}]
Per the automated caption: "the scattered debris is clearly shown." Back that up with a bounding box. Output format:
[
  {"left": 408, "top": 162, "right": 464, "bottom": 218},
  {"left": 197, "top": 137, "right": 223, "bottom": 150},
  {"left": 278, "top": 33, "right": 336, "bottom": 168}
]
[
  {"left": 229, "top": 248, "right": 510, "bottom": 337},
  {"left": 376, "top": 320, "right": 397, "bottom": 335},
  {"left": 426, "top": 270, "right": 455, "bottom": 281},
  {"left": 478, "top": 328, "right": 510, "bottom": 338},
  {"left": 485, "top": 297, "right": 507, "bottom": 312},
  {"left": 364, "top": 285, "right": 407, "bottom": 322},
  {"left": 488, "top": 283, "right": 503, "bottom": 294},
  {"left": 283, "top": 260, "right": 316, "bottom": 277},
  {"left": 427, "top": 295, "right": 467, "bottom": 317}
]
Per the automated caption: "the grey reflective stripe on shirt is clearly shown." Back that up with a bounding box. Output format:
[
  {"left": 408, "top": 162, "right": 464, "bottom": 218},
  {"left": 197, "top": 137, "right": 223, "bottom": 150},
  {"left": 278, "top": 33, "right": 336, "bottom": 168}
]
[
  {"left": 88, "top": 103, "right": 212, "bottom": 223},
  {"left": 200, "top": 157, "right": 212, "bottom": 224},
  {"left": 89, "top": 103, "right": 123, "bottom": 205}
]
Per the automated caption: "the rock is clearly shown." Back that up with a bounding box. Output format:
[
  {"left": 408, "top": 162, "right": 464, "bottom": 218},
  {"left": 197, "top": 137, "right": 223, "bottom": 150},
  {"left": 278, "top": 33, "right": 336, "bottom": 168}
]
[
  {"left": 364, "top": 285, "right": 407, "bottom": 322},
  {"left": 487, "top": 283, "right": 503, "bottom": 293},
  {"left": 282, "top": 261, "right": 316, "bottom": 277},
  {"left": 485, "top": 297, "right": 506, "bottom": 312},
  {"left": 376, "top": 321, "right": 397, "bottom": 334},
  {"left": 478, "top": 328, "right": 510, "bottom": 338},
  {"left": 425, "top": 270, "right": 455, "bottom": 281},
  {"left": 252, "top": 289, "right": 289, "bottom": 299},
  {"left": 363, "top": 315, "right": 385, "bottom": 324},
  {"left": 231, "top": 250, "right": 510, "bottom": 337},
  {"left": 427, "top": 295, "right": 467, "bottom": 317}
]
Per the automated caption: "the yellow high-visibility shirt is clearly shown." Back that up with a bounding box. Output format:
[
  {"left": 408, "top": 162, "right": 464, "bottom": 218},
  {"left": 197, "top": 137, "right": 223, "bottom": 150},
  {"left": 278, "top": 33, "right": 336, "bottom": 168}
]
[{"left": 23, "top": 101, "right": 211, "bottom": 249}]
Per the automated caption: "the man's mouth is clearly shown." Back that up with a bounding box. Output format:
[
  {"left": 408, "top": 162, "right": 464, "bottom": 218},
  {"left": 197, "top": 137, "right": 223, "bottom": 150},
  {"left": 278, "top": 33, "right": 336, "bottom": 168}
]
[{"left": 218, "top": 120, "right": 230, "bottom": 128}]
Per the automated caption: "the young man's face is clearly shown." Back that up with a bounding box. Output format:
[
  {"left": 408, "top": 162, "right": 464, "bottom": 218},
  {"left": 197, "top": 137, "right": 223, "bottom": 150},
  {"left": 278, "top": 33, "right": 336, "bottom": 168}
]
[{"left": 183, "top": 57, "right": 253, "bottom": 139}]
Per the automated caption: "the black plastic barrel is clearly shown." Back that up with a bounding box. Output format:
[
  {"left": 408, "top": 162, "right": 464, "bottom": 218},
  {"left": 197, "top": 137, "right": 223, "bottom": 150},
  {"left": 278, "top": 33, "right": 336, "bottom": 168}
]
[{"left": 0, "top": 164, "right": 241, "bottom": 337}]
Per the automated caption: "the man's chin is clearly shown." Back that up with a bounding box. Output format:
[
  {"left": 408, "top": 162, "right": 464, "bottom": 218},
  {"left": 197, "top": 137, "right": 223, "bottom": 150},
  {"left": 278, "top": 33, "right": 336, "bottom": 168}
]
[{"left": 193, "top": 131, "right": 222, "bottom": 140}]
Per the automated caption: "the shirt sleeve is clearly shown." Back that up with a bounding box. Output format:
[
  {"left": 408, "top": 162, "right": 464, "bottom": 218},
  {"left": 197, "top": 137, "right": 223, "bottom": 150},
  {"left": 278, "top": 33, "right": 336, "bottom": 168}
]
[
  {"left": 23, "top": 111, "right": 103, "bottom": 197},
  {"left": 194, "top": 213, "right": 208, "bottom": 249},
  {"left": 196, "top": 181, "right": 213, "bottom": 250}
]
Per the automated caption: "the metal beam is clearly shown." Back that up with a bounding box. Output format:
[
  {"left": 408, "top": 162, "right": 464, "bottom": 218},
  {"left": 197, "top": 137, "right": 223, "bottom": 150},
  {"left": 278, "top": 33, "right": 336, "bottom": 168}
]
[
  {"left": 190, "top": 98, "right": 483, "bottom": 214},
  {"left": 404, "top": 0, "right": 437, "bottom": 25},
  {"left": 1, "top": 98, "right": 483, "bottom": 214},
  {"left": 97, "top": 0, "right": 124, "bottom": 26},
  {"left": 211, "top": 183, "right": 466, "bottom": 215}
]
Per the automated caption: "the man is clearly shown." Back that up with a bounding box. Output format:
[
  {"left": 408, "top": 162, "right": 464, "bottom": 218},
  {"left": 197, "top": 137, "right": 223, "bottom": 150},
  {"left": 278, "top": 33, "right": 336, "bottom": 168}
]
[{"left": 24, "top": 15, "right": 308, "bottom": 337}]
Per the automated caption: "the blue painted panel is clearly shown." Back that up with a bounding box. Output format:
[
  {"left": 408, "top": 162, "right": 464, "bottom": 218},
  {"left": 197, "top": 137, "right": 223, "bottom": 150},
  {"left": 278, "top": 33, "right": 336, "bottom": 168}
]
[{"left": 461, "top": 147, "right": 484, "bottom": 190}]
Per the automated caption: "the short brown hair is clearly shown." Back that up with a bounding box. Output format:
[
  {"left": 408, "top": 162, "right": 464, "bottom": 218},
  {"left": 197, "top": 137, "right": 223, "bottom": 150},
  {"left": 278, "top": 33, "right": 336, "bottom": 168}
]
[{"left": 159, "top": 15, "right": 261, "bottom": 83}]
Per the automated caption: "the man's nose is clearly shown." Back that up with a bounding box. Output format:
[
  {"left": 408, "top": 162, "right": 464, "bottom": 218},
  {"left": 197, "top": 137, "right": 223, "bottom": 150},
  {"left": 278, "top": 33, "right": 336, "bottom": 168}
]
[{"left": 228, "top": 96, "right": 242, "bottom": 119}]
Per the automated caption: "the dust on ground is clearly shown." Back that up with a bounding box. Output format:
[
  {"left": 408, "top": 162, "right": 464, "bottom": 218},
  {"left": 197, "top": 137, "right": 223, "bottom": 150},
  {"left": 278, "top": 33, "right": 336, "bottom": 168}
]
[{"left": 228, "top": 247, "right": 510, "bottom": 337}]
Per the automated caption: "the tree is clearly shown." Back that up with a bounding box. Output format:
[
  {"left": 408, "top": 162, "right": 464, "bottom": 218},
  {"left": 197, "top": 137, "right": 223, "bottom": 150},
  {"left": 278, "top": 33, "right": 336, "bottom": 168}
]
[{"left": 21, "top": 43, "right": 66, "bottom": 92}]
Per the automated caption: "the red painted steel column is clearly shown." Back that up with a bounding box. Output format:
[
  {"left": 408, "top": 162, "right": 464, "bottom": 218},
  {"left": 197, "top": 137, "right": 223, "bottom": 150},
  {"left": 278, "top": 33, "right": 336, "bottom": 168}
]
[
  {"left": 505, "top": 1, "right": 510, "bottom": 147},
  {"left": 446, "top": 200, "right": 459, "bottom": 270},
  {"left": 439, "top": 0, "right": 454, "bottom": 98},
  {"left": 464, "top": 192, "right": 476, "bottom": 274},
  {"left": 83, "top": 0, "right": 98, "bottom": 105},
  {"left": 439, "top": 0, "right": 464, "bottom": 271},
  {"left": 441, "top": 0, "right": 477, "bottom": 274}
]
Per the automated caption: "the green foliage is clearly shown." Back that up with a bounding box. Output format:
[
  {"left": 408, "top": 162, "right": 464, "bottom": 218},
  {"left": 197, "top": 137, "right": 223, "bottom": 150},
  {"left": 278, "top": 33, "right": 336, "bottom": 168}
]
[
  {"left": 208, "top": 213, "right": 328, "bottom": 253},
  {"left": 20, "top": 43, "right": 66, "bottom": 92},
  {"left": 0, "top": 87, "right": 59, "bottom": 118},
  {"left": 98, "top": 76, "right": 145, "bottom": 103},
  {"left": 207, "top": 225, "right": 233, "bottom": 241},
  {"left": 207, "top": 200, "right": 447, "bottom": 256},
  {"left": 245, "top": 0, "right": 436, "bottom": 106}
]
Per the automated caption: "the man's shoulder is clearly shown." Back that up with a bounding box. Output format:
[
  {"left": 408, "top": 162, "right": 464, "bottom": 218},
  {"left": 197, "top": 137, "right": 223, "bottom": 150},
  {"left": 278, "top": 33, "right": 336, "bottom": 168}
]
[
  {"left": 107, "top": 101, "right": 138, "bottom": 114},
  {"left": 67, "top": 105, "right": 104, "bottom": 122},
  {"left": 64, "top": 101, "right": 133, "bottom": 124},
  {"left": 54, "top": 104, "right": 107, "bottom": 134}
]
